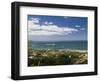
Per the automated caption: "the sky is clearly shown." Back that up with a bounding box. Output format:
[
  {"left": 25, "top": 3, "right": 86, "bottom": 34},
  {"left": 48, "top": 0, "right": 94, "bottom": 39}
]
[{"left": 28, "top": 15, "right": 88, "bottom": 41}]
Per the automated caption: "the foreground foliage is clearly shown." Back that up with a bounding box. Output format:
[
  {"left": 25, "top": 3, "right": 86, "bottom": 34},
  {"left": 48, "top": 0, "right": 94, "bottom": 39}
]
[{"left": 28, "top": 48, "right": 88, "bottom": 66}]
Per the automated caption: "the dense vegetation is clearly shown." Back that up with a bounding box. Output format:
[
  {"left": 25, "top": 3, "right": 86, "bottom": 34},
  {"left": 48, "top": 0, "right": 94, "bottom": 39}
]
[{"left": 28, "top": 48, "right": 88, "bottom": 66}]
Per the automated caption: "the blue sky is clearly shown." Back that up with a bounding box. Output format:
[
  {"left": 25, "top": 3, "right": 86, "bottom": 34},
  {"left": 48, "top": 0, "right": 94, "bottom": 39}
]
[{"left": 28, "top": 15, "right": 88, "bottom": 41}]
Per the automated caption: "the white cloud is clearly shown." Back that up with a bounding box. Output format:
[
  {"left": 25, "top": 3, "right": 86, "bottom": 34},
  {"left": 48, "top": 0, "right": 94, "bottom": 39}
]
[
  {"left": 30, "top": 18, "right": 40, "bottom": 23},
  {"left": 28, "top": 19, "right": 40, "bottom": 30},
  {"left": 28, "top": 19, "right": 78, "bottom": 36},
  {"left": 75, "top": 25, "right": 81, "bottom": 28},
  {"left": 28, "top": 30, "right": 62, "bottom": 36},
  {"left": 80, "top": 28, "right": 85, "bottom": 30},
  {"left": 44, "top": 21, "right": 48, "bottom": 25},
  {"left": 49, "top": 22, "right": 53, "bottom": 24},
  {"left": 44, "top": 21, "right": 53, "bottom": 25}
]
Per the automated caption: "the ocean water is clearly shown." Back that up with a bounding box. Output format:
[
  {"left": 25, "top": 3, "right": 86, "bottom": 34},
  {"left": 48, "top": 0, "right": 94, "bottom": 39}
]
[{"left": 28, "top": 41, "right": 87, "bottom": 50}]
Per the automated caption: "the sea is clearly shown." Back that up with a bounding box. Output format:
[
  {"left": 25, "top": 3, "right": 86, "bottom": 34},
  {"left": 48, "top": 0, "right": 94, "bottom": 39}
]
[{"left": 28, "top": 41, "right": 87, "bottom": 50}]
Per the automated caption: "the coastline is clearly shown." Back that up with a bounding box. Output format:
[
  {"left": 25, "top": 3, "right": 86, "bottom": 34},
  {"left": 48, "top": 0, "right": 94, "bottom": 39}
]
[{"left": 29, "top": 48, "right": 87, "bottom": 53}]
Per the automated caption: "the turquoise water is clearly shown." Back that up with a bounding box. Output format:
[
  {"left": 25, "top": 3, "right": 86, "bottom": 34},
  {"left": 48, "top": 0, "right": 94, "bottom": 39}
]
[{"left": 29, "top": 41, "right": 87, "bottom": 50}]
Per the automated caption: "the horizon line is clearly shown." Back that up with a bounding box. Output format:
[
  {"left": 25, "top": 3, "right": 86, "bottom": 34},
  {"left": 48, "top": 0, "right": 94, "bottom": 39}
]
[{"left": 28, "top": 40, "right": 87, "bottom": 42}]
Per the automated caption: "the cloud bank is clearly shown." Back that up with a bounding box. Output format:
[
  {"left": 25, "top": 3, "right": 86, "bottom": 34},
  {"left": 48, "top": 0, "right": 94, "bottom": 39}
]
[{"left": 28, "top": 18, "right": 78, "bottom": 36}]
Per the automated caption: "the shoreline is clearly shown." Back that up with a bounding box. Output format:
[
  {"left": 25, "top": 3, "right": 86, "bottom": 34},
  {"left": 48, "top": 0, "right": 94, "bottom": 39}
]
[{"left": 29, "top": 48, "right": 87, "bottom": 52}]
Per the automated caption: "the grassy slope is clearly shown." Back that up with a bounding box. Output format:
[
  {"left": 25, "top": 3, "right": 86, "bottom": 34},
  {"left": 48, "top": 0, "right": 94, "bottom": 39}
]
[{"left": 28, "top": 48, "right": 88, "bottom": 66}]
